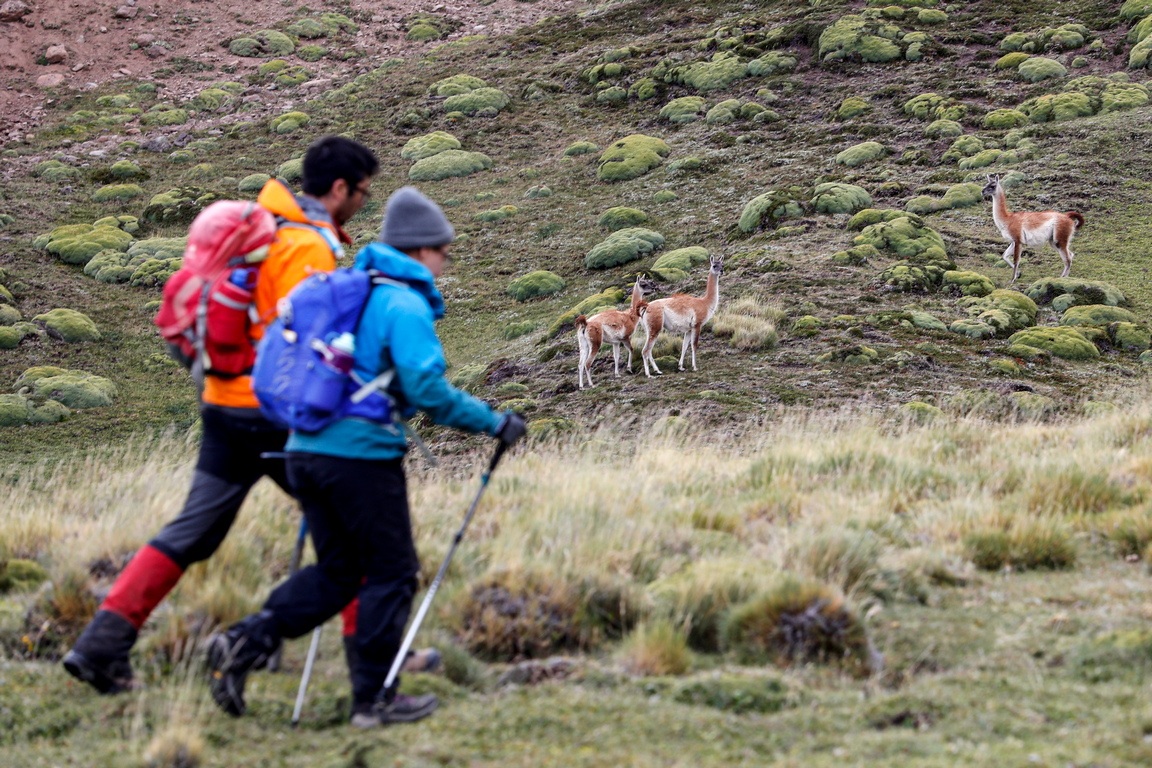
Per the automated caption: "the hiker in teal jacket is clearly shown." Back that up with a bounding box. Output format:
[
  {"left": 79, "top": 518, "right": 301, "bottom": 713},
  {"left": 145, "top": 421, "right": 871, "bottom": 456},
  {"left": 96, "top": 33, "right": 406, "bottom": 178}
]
[
  {"left": 287, "top": 240, "right": 499, "bottom": 459},
  {"left": 207, "top": 187, "right": 526, "bottom": 728}
]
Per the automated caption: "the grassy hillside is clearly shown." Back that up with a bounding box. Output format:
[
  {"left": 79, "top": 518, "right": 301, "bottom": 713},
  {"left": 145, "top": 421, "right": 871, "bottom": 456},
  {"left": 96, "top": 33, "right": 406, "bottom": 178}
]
[{"left": 2, "top": 0, "right": 1152, "bottom": 459}]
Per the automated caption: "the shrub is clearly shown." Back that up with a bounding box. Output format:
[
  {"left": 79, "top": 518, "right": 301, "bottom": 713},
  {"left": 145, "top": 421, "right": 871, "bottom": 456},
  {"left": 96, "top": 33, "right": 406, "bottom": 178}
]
[
  {"left": 408, "top": 150, "right": 493, "bottom": 181},
  {"left": 787, "top": 529, "right": 883, "bottom": 593},
  {"left": 723, "top": 576, "right": 874, "bottom": 673},
  {"left": 507, "top": 270, "right": 565, "bottom": 301},
  {"left": 502, "top": 321, "right": 536, "bottom": 340},
  {"left": 452, "top": 568, "right": 584, "bottom": 661},
  {"left": 648, "top": 558, "right": 773, "bottom": 652}
]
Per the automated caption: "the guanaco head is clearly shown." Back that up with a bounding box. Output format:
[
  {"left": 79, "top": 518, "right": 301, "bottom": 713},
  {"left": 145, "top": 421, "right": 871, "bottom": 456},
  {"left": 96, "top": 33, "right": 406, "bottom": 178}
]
[
  {"left": 709, "top": 255, "right": 724, "bottom": 275},
  {"left": 632, "top": 272, "right": 658, "bottom": 297},
  {"left": 981, "top": 173, "right": 1002, "bottom": 201}
]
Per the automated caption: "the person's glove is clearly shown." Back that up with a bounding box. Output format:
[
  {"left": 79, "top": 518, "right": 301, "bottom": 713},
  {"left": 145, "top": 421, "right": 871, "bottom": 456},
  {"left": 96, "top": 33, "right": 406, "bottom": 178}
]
[{"left": 494, "top": 412, "right": 527, "bottom": 446}]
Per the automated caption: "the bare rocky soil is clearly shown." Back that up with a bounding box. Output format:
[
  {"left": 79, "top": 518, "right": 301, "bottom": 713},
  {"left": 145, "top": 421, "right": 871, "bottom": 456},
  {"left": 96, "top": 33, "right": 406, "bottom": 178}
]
[{"left": 0, "top": 0, "right": 587, "bottom": 139}]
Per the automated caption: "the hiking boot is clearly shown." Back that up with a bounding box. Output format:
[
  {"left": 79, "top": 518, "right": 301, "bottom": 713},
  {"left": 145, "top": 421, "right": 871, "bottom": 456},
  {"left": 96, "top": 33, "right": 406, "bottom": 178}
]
[
  {"left": 349, "top": 693, "right": 439, "bottom": 729},
  {"left": 205, "top": 612, "right": 280, "bottom": 717},
  {"left": 62, "top": 610, "right": 138, "bottom": 695}
]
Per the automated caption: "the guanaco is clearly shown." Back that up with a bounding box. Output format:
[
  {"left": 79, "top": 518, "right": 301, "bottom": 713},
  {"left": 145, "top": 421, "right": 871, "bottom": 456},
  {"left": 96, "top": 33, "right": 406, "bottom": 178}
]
[
  {"left": 982, "top": 173, "right": 1084, "bottom": 283},
  {"left": 639, "top": 256, "right": 723, "bottom": 376}
]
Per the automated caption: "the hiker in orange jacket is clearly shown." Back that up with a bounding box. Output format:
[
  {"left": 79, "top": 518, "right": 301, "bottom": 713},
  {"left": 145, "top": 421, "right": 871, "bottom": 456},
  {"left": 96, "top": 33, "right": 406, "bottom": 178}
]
[{"left": 64, "top": 136, "right": 378, "bottom": 694}]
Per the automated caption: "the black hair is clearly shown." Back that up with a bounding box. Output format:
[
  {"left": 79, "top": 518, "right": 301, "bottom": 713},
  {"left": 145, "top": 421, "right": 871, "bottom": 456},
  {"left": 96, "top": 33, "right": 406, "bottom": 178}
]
[{"left": 301, "top": 135, "right": 379, "bottom": 196}]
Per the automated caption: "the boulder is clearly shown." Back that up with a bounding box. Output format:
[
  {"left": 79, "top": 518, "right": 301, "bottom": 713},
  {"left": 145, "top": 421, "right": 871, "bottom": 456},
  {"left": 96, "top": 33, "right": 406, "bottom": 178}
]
[
  {"left": 36, "top": 73, "right": 66, "bottom": 88},
  {"left": 0, "top": 1, "right": 31, "bottom": 22},
  {"left": 45, "top": 45, "right": 68, "bottom": 64}
]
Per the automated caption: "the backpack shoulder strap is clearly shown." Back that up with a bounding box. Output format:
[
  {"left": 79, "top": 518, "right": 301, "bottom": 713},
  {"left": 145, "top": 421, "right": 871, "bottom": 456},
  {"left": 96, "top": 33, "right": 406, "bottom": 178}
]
[{"left": 276, "top": 218, "right": 345, "bottom": 260}]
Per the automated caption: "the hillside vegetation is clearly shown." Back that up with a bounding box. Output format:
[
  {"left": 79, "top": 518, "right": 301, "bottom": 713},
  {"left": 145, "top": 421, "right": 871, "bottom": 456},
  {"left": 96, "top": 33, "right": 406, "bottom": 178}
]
[{"left": 2, "top": 0, "right": 1152, "bottom": 457}]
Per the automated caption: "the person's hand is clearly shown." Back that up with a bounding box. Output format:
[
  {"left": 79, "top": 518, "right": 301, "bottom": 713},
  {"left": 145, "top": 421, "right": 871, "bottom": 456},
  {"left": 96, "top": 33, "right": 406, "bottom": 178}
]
[{"left": 494, "top": 412, "right": 526, "bottom": 446}]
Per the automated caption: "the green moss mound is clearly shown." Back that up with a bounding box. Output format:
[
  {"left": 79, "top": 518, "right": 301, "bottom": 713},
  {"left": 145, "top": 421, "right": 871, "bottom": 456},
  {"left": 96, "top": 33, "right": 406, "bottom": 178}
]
[
  {"left": 238, "top": 173, "right": 271, "bottom": 193},
  {"left": 877, "top": 261, "right": 949, "bottom": 292},
  {"left": 836, "top": 97, "right": 871, "bottom": 120},
  {"left": 903, "top": 92, "right": 966, "bottom": 121},
  {"left": 109, "top": 160, "right": 143, "bottom": 178},
  {"left": 669, "top": 52, "right": 747, "bottom": 92},
  {"left": 659, "top": 96, "right": 706, "bottom": 124},
  {"left": 1060, "top": 305, "right": 1138, "bottom": 326},
  {"left": 25, "top": 371, "right": 117, "bottom": 409},
  {"left": 32, "top": 308, "right": 100, "bottom": 342},
  {"left": 739, "top": 187, "right": 805, "bottom": 233},
  {"left": 475, "top": 205, "right": 518, "bottom": 223},
  {"left": 1121, "top": 0, "right": 1152, "bottom": 19},
  {"left": 192, "top": 88, "right": 234, "bottom": 111},
  {"left": 442, "top": 87, "right": 510, "bottom": 116},
  {"left": 508, "top": 271, "right": 566, "bottom": 301},
  {"left": 402, "top": 132, "right": 462, "bottom": 162},
  {"left": 597, "top": 135, "right": 671, "bottom": 183},
  {"left": 276, "top": 158, "right": 304, "bottom": 182},
  {"left": 943, "top": 270, "right": 995, "bottom": 297},
  {"left": 983, "top": 109, "right": 1030, "bottom": 129},
  {"left": 140, "top": 108, "right": 189, "bottom": 127},
  {"left": 270, "top": 111, "right": 311, "bottom": 134},
  {"left": 585, "top": 228, "right": 665, "bottom": 270},
  {"left": 1007, "top": 327, "right": 1100, "bottom": 360},
  {"left": 905, "top": 182, "right": 983, "bottom": 214},
  {"left": 835, "top": 141, "right": 887, "bottom": 167},
  {"left": 854, "top": 214, "right": 946, "bottom": 260},
  {"left": 923, "top": 119, "right": 962, "bottom": 137},
  {"left": 811, "top": 183, "right": 872, "bottom": 215},
  {"left": 229, "top": 29, "right": 295, "bottom": 58},
  {"left": 748, "top": 51, "right": 797, "bottom": 77},
  {"left": 1110, "top": 322, "right": 1152, "bottom": 351},
  {"left": 409, "top": 150, "right": 493, "bottom": 181},
  {"left": 430, "top": 74, "right": 486, "bottom": 97},
  {"left": 1026, "top": 278, "right": 1126, "bottom": 307},
  {"left": 91, "top": 184, "right": 145, "bottom": 203},
  {"left": 143, "top": 187, "right": 221, "bottom": 225},
  {"left": 651, "top": 246, "right": 710, "bottom": 282},
  {"left": 1019, "top": 91, "right": 1094, "bottom": 122},
  {"left": 956, "top": 289, "right": 1038, "bottom": 336},
  {"left": 35, "top": 160, "right": 80, "bottom": 181},
  {"left": 598, "top": 207, "right": 649, "bottom": 231},
  {"left": 1018, "top": 57, "right": 1067, "bottom": 83},
  {"left": 819, "top": 15, "right": 903, "bottom": 63},
  {"left": 42, "top": 225, "right": 135, "bottom": 265},
  {"left": 564, "top": 141, "right": 599, "bottom": 156}
]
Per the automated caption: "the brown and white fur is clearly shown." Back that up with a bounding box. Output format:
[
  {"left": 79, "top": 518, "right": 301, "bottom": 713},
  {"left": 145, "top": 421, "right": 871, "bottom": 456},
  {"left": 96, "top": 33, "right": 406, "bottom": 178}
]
[
  {"left": 575, "top": 276, "right": 651, "bottom": 389},
  {"left": 639, "top": 256, "right": 723, "bottom": 377},
  {"left": 982, "top": 173, "right": 1084, "bottom": 284}
]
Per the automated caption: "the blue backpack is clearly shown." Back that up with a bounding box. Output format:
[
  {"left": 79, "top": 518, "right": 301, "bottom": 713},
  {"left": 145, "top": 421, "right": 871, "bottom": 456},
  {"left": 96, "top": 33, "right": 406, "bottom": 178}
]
[{"left": 253, "top": 268, "right": 404, "bottom": 433}]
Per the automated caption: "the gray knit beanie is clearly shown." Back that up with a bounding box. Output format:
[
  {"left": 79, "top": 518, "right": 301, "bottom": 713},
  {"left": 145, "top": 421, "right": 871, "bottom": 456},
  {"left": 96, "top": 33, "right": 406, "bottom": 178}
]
[{"left": 380, "top": 186, "right": 455, "bottom": 250}]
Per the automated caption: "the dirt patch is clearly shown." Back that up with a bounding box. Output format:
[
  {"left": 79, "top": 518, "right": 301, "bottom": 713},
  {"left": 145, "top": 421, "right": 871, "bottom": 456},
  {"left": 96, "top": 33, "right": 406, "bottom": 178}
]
[{"left": 0, "top": 0, "right": 589, "bottom": 140}]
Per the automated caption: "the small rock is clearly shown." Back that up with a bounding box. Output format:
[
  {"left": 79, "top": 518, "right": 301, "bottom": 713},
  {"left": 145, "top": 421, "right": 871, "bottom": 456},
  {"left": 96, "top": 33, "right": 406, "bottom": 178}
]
[
  {"left": 135, "top": 33, "right": 154, "bottom": 45},
  {"left": 172, "top": 131, "right": 190, "bottom": 147},
  {"left": 71, "top": 62, "right": 86, "bottom": 72},
  {"left": 141, "top": 136, "right": 172, "bottom": 153},
  {"left": 44, "top": 45, "right": 68, "bottom": 64},
  {"left": 0, "top": 0, "right": 31, "bottom": 22},
  {"left": 36, "top": 73, "right": 66, "bottom": 88},
  {"left": 114, "top": 5, "right": 137, "bottom": 18},
  {"left": 301, "top": 78, "right": 332, "bottom": 92},
  {"left": 144, "top": 44, "right": 165, "bottom": 58},
  {"left": 118, "top": 68, "right": 131, "bottom": 75}
]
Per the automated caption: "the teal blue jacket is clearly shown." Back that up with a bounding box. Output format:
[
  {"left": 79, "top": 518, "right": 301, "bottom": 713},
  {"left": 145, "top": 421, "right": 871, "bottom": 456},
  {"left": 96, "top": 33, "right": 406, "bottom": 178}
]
[{"left": 287, "top": 244, "right": 502, "bottom": 460}]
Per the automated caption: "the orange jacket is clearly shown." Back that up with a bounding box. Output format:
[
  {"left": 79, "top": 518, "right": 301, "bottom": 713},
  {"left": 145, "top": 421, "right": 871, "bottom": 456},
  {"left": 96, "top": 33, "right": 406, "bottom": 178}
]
[{"left": 202, "top": 180, "right": 351, "bottom": 409}]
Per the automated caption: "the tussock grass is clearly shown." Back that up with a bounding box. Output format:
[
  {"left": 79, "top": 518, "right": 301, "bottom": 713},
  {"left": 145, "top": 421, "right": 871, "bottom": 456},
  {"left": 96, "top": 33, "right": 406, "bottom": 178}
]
[
  {"left": 619, "top": 620, "right": 691, "bottom": 676},
  {"left": 711, "top": 295, "right": 783, "bottom": 351}
]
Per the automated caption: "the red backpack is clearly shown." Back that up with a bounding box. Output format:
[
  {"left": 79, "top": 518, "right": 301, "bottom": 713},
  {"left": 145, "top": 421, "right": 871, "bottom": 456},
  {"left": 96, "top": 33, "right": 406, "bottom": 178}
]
[{"left": 154, "top": 201, "right": 278, "bottom": 381}]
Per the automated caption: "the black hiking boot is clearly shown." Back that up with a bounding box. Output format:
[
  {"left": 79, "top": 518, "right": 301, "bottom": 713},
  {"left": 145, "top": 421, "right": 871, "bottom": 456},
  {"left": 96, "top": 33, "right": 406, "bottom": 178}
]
[
  {"left": 62, "top": 610, "right": 138, "bottom": 694},
  {"left": 349, "top": 693, "right": 439, "bottom": 729},
  {"left": 205, "top": 611, "right": 280, "bottom": 717}
]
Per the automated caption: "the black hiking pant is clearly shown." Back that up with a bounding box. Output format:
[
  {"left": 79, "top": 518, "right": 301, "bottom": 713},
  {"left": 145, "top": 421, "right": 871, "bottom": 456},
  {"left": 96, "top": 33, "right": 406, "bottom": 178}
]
[{"left": 263, "top": 453, "right": 419, "bottom": 705}]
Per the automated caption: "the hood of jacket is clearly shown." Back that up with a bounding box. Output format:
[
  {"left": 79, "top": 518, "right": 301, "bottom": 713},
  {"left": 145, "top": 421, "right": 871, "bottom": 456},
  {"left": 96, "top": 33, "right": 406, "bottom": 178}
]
[
  {"left": 256, "top": 179, "right": 352, "bottom": 244},
  {"left": 353, "top": 242, "right": 445, "bottom": 319}
]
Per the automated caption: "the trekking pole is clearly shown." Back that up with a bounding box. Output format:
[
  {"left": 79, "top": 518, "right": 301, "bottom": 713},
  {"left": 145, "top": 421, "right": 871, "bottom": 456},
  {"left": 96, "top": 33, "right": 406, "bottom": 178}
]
[
  {"left": 267, "top": 517, "right": 308, "bottom": 673},
  {"left": 379, "top": 442, "right": 508, "bottom": 700},
  {"left": 291, "top": 625, "right": 323, "bottom": 727}
]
